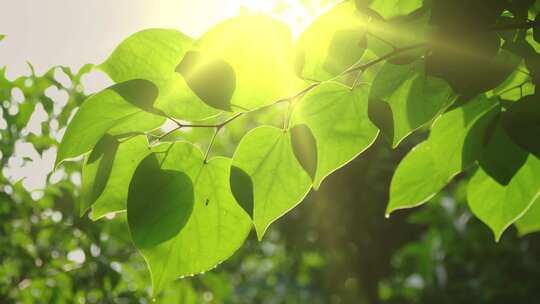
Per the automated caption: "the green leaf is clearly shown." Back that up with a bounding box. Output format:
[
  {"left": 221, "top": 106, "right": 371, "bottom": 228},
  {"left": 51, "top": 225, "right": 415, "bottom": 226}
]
[
  {"left": 386, "top": 96, "right": 498, "bottom": 215},
  {"left": 476, "top": 114, "right": 528, "bottom": 185},
  {"left": 15, "top": 102, "right": 36, "bottom": 129},
  {"left": 368, "top": 0, "right": 423, "bottom": 19},
  {"left": 365, "top": 9, "right": 430, "bottom": 64},
  {"left": 195, "top": 14, "right": 298, "bottom": 111},
  {"left": 467, "top": 155, "right": 540, "bottom": 241},
  {"left": 427, "top": 30, "right": 520, "bottom": 96},
  {"left": 100, "top": 29, "right": 219, "bottom": 120},
  {"left": 295, "top": 1, "right": 368, "bottom": 81},
  {"left": 290, "top": 124, "right": 318, "bottom": 181},
  {"left": 127, "top": 155, "right": 194, "bottom": 287},
  {"left": 231, "top": 126, "right": 311, "bottom": 239},
  {"left": 128, "top": 143, "right": 251, "bottom": 296},
  {"left": 291, "top": 82, "right": 378, "bottom": 188},
  {"left": 80, "top": 135, "right": 150, "bottom": 220},
  {"left": 515, "top": 198, "right": 540, "bottom": 236},
  {"left": 0, "top": 35, "right": 4, "bottom": 41},
  {"left": 56, "top": 79, "right": 164, "bottom": 166},
  {"left": 176, "top": 51, "right": 235, "bottom": 111},
  {"left": 369, "top": 60, "right": 454, "bottom": 147},
  {"left": 489, "top": 64, "right": 533, "bottom": 101}
]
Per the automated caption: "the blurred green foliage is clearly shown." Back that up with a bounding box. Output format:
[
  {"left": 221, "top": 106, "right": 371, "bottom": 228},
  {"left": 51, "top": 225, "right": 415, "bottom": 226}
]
[{"left": 1, "top": 63, "right": 540, "bottom": 304}]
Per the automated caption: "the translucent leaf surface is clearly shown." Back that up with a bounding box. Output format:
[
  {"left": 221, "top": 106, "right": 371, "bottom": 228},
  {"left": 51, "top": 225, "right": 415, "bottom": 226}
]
[
  {"left": 81, "top": 135, "right": 150, "bottom": 220},
  {"left": 369, "top": 60, "right": 454, "bottom": 147},
  {"left": 386, "top": 96, "right": 497, "bottom": 215},
  {"left": 295, "top": 1, "right": 368, "bottom": 81},
  {"left": 468, "top": 155, "right": 540, "bottom": 241},
  {"left": 291, "top": 82, "right": 378, "bottom": 188},
  {"left": 128, "top": 143, "right": 251, "bottom": 295},
  {"left": 194, "top": 15, "right": 298, "bottom": 111},
  {"left": 516, "top": 198, "right": 540, "bottom": 236},
  {"left": 230, "top": 126, "right": 311, "bottom": 239},
  {"left": 56, "top": 79, "right": 164, "bottom": 166},
  {"left": 100, "top": 29, "right": 219, "bottom": 120}
]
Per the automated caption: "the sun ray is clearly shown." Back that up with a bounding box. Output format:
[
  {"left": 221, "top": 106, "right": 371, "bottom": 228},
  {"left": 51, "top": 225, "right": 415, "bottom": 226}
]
[{"left": 234, "top": 0, "right": 337, "bottom": 38}]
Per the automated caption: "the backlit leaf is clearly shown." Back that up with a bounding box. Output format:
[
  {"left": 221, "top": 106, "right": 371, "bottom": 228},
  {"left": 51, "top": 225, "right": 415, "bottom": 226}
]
[
  {"left": 100, "top": 29, "right": 219, "bottom": 120},
  {"left": 195, "top": 14, "right": 298, "bottom": 111},
  {"left": 369, "top": 60, "right": 454, "bottom": 147},
  {"left": 128, "top": 143, "right": 251, "bottom": 295},
  {"left": 56, "top": 79, "right": 164, "bottom": 166},
  {"left": 176, "top": 51, "right": 235, "bottom": 111},
  {"left": 291, "top": 82, "right": 378, "bottom": 188},
  {"left": 80, "top": 135, "right": 150, "bottom": 220},
  {"left": 231, "top": 126, "right": 311, "bottom": 239},
  {"left": 295, "top": 1, "right": 368, "bottom": 81},
  {"left": 515, "top": 198, "right": 540, "bottom": 236},
  {"left": 467, "top": 155, "right": 540, "bottom": 241},
  {"left": 386, "top": 96, "right": 498, "bottom": 215}
]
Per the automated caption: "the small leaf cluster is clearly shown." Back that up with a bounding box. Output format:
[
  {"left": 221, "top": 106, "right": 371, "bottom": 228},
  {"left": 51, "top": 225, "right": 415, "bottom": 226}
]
[{"left": 57, "top": 0, "right": 540, "bottom": 295}]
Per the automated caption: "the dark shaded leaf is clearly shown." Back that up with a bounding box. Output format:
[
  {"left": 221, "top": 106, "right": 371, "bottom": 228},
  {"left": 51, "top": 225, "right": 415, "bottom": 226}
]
[
  {"left": 128, "top": 154, "right": 194, "bottom": 249},
  {"left": 502, "top": 95, "right": 540, "bottom": 158}
]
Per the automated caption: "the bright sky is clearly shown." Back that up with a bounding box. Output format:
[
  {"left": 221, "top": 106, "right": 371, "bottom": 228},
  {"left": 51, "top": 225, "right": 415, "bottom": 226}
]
[
  {"left": 0, "top": 0, "right": 333, "bottom": 194},
  {"left": 0, "top": 0, "right": 328, "bottom": 82}
]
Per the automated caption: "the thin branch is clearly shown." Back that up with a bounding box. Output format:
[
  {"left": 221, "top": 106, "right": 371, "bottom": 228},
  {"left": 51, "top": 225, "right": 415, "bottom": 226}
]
[
  {"left": 367, "top": 31, "right": 397, "bottom": 50},
  {"left": 275, "top": 82, "right": 320, "bottom": 104},
  {"left": 217, "top": 112, "right": 244, "bottom": 129},
  {"left": 340, "top": 43, "right": 426, "bottom": 76},
  {"left": 230, "top": 103, "right": 250, "bottom": 111},
  {"left": 157, "top": 126, "right": 182, "bottom": 141},
  {"left": 203, "top": 128, "right": 219, "bottom": 163},
  {"left": 152, "top": 18, "right": 538, "bottom": 159},
  {"left": 158, "top": 113, "right": 244, "bottom": 162},
  {"left": 165, "top": 112, "right": 244, "bottom": 130}
]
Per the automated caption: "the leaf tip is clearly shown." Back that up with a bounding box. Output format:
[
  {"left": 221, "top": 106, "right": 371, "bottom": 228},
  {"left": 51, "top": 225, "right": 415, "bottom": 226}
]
[
  {"left": 255, "top": 228, "right": 266, "bottom": 242},
  {"left": 493, "top": 228, "right": 505, "bottom": 243},
  {"left": 385, "top": 204, "right": 397, "bottom": 218},
  {"left": 254, "top": 222, "right": 270, "bottom": 241}
]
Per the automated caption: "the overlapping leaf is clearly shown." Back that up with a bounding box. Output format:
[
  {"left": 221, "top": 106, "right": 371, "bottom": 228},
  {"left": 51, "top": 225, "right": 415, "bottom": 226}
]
[
  {"left": 468, "top": 154, "right": 540, "bottom": 241},
  {"left": 369, "top": 60, "right": 454, "bottom": 147},
  {"left": 490, "top": 64, "right": 533, "bottom": 101},
  {"left": 80, "top": 135, "right": 150, "bottom": 219},
  {"left": 128, "top": 143, "right": 251, "bottom": 295},
  {"left": 476, "top": 115, "right": 529, "bottom": 185},
  {"left": 291, "top": 82, "right": 378, "bottom": 188},
  {"left": 501, "top": 95, "right": 540, "bottom": 158},
  {"left": 56, "top": 79, "right": 164, "bottom": 166},
  {"left": 365, "top": 9, "right": 430, "bottom": 64},
  {"left": 194, "top": 14, "right": 298, "bottom": 111},
  {"left": 386, "top": 96, "right": 498, "bottom": 215},
  {"left": 230, "top": 126, "right": 312, "bottom": 239},
  {"left": 295, "top": 1, "right": 368, "bottom": 81},
  {"left": 100, "top": 29, "right": 219, "bottom": 120}
]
